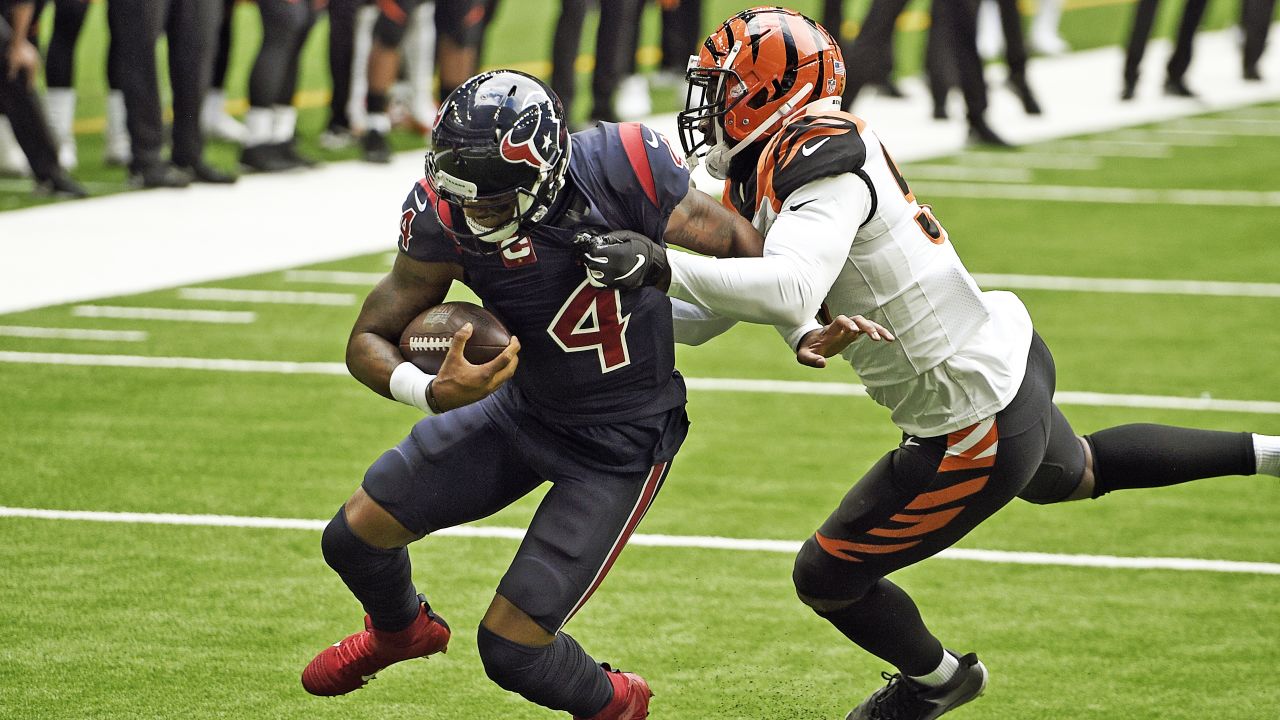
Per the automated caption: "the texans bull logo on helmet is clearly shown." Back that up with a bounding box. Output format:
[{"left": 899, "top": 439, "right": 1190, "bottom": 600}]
[{"left": 498, "top": 96, "right": 561, "bottom": 170}]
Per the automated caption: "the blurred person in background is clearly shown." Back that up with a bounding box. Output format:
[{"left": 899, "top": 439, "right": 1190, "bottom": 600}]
[
  {"left": 654, "top": 0, "right": 701, "bottom": 87},
  {"left": 1030, "top": 0, "right": 1069, "bottom": 54},
  {"left": 0, "top": 0, "right": 86, "bottom": 196},
  {"left": 321, "top": 0, "right": 365, "bottom": 147},
  {"left": 838, "top": 0, "right": 911, "bottom": 110},
  {"left": 975, "top": 0, "right": 1042, "bottom": 115},
  {"left": 1241, "top": 0, "right": 1276, "bottom": 81},
  {"left": 202, "top": 0, "right": 249, "bottom": 144},
  {"left": 550, "top": 0, "right": 645, "bottom": 127},
  {"left": 360, "top": 0, "right": 489, "bottom": 163},
  {"left": 239, "top": 0, "right": 321, "bottom": 172},
  {"left": 106, "top": 0, "right": 236, "bottom": 186},
  {"left": 925, "top": 0, "right": 1011, "bottom": 146},
  {"left": 39, "top": 0, "right": 91, "bottom": 170},
  {"left": 1121, "top": 0, "right": 1208, "bottom": 100}
]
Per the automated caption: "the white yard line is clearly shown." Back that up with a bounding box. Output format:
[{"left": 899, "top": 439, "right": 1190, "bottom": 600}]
[
  {"left": 903, "top": 165, "right": 1034, "bottom": 183},
  {"left": 916, "top": 181, "right": 1280, "bottom": 206},
  {"left": 1168, "top": 118, "right": 1280, "bottom": 135},
  {"left": 973, "top": 273, "right": 1280, "bottom": 298},
  {"left": 1, "top": 506, "right": 1276, "bottom": 575},
  {"left": 0, "top": 325, "right": 148, "bottom": 341},
  {"left": 176, "top": 288, "right": 356, "bottom": 306},
  {"left": 1, "top": 351, "right": 1277, "bottom": 414},
  {"left": 284, "top": 270, "right": 386, "bottom": 286},
  {"left": 955, "top": 152, "right": 1102, "bottom": 170},
  {"left": 72, "top": 305, "right": 256, "bottom": 323},
  {"left": 1107, "top": 129, "right": 1229, "bottom": 145},
  {"left": 1045, "top": 140, "right": 1172, "bottom": 157}
]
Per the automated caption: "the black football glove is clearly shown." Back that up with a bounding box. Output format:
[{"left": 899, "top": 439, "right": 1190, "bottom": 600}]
[{"left": 575, "top": 230, "right": 671, "bottom": 291}]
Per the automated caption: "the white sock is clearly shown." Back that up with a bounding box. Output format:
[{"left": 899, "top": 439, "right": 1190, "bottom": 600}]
[
  {"left": 244, "top": 107, "right": 274, "bottom": 147},
  {"left": 909, "top": 650, "right": 960, "bottom": 688},
  {"left": 272, "top": 105, "right": 298, "bottom": 144},
  {"left": 367, "top": 112, "right": 392, "bottom": 134},
  {"left": 1254, "top": 434, "right": 1280, "bottom": 476},
  {"left": 105, "top": 90, "right": 131, "bottom": 164}
]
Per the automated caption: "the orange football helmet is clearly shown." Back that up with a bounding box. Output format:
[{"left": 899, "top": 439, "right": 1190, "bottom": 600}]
[{"left": 678, "top": 7, "right": 845, "bottom": 178}]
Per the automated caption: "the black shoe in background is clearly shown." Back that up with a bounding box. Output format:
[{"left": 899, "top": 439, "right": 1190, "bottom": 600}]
[
  {"left": 1009, "top": 75, "right": 1042, "bottom": 115},
  {"left": 178, "top": 161, "right": 238, "bottom": 184},
  {"left": 1244, "top": 64, "right": 1262, "bottom": 81},
  {"left": 1120, "top": 77, "right": 1137, "bottom": 101},
  {"left": 968, "top": 118, "right": 1013, "bottom": 148},
  {"left": 240, "top": 144, "right": 295, "bottom": 173},
  {"left": 130, "top": 162, "right": 192, "bottom": 189},
  {"left": 873, "top": 80, "right": 906, "bottom": 98},
  {"left": 362, "top": 130, "right": 392, "bottom": 164},
  {"left": 275, "top": 142, "right": 319, "bottom": 169},
  {"left": 1164, "top": 76, "right": 1196, "bottom": 98},
  {"left": 35, "top": 171, "right": 89, "bottom": 198}
]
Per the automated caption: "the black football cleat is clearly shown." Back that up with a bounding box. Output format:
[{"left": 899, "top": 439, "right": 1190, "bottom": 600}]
[
  {"left": 967, "top": 119, "right": 1013, "bottom": 148},
  {"left": 1244, "top": 64, "right": 1262, "bottom": 82},
  {"left": 240, "top": 144, "right": 296, "bottom": 173},
  {"left": 1008, "top": 76, "right": 1042, "bottom": 116},
  {"left": 361, "top": 130, "right": 392, "bottom": 164},
  {"left": 178, "top": 160, "right": 238, "bottom": 184},
  {"left": 1120, "top": 78, "right": 1137, "bottom": 101},
  {"left": 129, "top": 162, "right": 192, "bottom": 189},
  {"left": 845, "top": 653, "right": 988, "bottom": 720},
  {"left": 274, "top": 142, "right": 319, "bottom": 169},
  {"left": 1163, "top": 76, "right": 1196, "bottom": 98},
  {"left": 35, "top": 171, "right": 89, "bottom": 199},
  {"left": 873, "top": 80, "right": 906, "bottom": 99}
]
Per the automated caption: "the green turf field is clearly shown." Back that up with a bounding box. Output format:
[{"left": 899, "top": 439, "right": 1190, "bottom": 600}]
[
  {"left": 2, "top": 0, "right": 1272, "bottom": 209},
  {"left": 2, "top": 103, "right": 1278, "bottom": 718}
]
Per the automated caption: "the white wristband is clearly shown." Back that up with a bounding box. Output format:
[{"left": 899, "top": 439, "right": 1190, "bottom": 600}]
[{"left": 389, "top": 362, "right": 436, "bottom": 414}]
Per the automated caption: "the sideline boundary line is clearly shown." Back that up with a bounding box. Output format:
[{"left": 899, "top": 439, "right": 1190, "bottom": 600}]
[
  {"left": 2, "top": 506, "right": 1276, "bottom": 576},
  {"left": 2, "top": 351, "right": 1278, "bottom": 414}
]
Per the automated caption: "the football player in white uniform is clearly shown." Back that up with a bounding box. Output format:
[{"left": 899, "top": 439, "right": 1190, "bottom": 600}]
[{"left": 579, "top": 8, "right": 1280, "bottom": 720}]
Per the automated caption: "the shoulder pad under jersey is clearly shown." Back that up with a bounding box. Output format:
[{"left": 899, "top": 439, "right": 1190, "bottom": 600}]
[{"left": 755, "top": 109, "right": 868, "bottom": 213}]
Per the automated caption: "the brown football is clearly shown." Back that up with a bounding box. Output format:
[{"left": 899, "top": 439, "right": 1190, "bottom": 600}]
[{"left": 399, "top": 301, "right": 512, "bottom": 374}]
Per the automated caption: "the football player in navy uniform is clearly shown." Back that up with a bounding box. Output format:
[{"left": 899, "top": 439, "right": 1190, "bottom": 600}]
[
  {"left": 300, "top": 70, "right": 762, "bottom": 719},
  {"left": 580, "top": 8, "right": 1280, "bottom": 720}
]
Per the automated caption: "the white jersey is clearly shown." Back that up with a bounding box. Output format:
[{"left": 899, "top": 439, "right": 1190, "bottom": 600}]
[{"left": 668, "top": 102, "right": 1033, "bottom": 437}]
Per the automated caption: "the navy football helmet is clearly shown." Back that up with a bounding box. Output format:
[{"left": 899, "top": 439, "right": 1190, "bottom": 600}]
[{"left": 425, "top": 70, "right": 571, "bottom": 248}]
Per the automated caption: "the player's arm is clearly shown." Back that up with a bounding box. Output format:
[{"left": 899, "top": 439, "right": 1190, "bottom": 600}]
[
  {"left": 665, "top": 173, "right": 869, "bottom": 327},
  {"left": 671, "top": 297, "right": 738, "bottom": 346},
  {"left": 5, "top": 1, "right": 41, "bottom": 89},
  {"left": 662, "top": 188, "right": 764, "bottom": 258},
  {"left": 347, "top": 254, "right": 521, "bottom": 413},
  {"left": 346, "top": 253, "right": 461, "bottom": 400}
]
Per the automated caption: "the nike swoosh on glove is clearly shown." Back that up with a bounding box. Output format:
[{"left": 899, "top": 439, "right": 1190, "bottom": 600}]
[{"left": 575, "top": 230, "right": 671, "bottom": 291}]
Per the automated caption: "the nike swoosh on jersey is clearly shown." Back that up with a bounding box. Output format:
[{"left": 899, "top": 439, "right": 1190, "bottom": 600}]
[
  {"left": 800, "top": 137, "right": 831, "bottom": 156},
  {"left": 413, "top": 191, "right": 428, "bottom": 212},
  {"left": 788, "top": 198, "right": 817, "bottom": 212},
  {"left": 643, "top": 127, "right": 661, "bottom": 148},
  {"left": 615, "top": 254, "right": 647, "bottom": 281}
]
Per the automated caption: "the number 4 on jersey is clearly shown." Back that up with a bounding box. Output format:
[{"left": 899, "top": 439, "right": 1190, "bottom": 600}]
[{"left": 547, "top": 279, "right": 632, "bottom": 373}]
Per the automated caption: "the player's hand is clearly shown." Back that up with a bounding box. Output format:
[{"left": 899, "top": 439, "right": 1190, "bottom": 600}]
[
  {"left": 796, "top": 315, "right": 894, "bottom": 368},
  {"left": 429, "top": 322, "right": 520, "bottom": 411},
  {"left": 6, "top": 38, "right": 41, "bottom": 90},
  {"left": 576, "top": 230, "right": 672, "bottom": 291}
]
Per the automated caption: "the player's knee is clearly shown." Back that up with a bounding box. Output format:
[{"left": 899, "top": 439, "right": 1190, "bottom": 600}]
[
  {"left": 792, "top": 536, "right": 874, "bottom": 612},
  {"left": 475, "top": 624, "right": 539, "bottom": 691},
  {"left": 320, "top": 507, "right": 361, "bottom": 572}
]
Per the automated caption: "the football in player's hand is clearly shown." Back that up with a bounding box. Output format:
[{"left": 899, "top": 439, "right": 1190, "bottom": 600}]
[{"left": 399, "top": 301, "right": 512, "bottom": 374}]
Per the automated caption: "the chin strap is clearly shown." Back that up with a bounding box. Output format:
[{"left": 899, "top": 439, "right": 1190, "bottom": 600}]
[{"left": 703, "top": 82, "right": 815, "bottom": 180}]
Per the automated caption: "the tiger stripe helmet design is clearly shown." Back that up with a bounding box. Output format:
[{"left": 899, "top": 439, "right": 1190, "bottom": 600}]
[{"left": 678, "top": 7, "right": 845, "bottom": 179}]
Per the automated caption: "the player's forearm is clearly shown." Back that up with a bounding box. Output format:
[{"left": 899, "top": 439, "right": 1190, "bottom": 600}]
[
  {"left": 345, "top": 331, "right": 403, "bottom": 400},
  {"left": 8, "top": 3, "right": 35, "bottom": 40},
  {"left": 667, "top": 251, "right": 823, "bottom": 327},
  {"left": 671, "top": 297, "right": 738, "bottom": 346}
]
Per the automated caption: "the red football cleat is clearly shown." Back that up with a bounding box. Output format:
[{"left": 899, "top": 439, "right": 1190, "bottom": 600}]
[
  {"left": 575, "top": 665, "right": 652, "bottom": 720},
  {"left": 301, "top": 601, "right": 451, "bottom": 696}
]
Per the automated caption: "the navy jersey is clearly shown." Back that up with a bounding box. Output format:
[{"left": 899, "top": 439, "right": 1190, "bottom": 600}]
[{"left": 398, "top": 122, "right": 692, "bottom": 424}]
